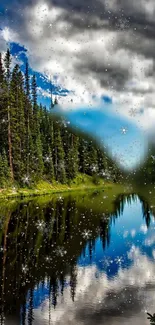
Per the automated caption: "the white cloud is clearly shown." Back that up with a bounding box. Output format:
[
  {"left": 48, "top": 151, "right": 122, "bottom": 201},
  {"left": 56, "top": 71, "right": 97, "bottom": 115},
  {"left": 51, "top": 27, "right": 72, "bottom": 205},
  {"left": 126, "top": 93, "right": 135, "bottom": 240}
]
[
  {"left": 27, "top": 246, "right": 155, "bottom": 325},
  {"left": 0, "top": 29, "right": 8, "bottom": 53}
]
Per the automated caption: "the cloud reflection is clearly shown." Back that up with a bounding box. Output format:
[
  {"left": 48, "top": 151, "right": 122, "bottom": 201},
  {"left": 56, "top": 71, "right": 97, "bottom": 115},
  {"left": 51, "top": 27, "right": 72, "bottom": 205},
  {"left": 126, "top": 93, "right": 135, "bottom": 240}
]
[{"left": 30, "top": 246, "right": 155, "bottom": 325}]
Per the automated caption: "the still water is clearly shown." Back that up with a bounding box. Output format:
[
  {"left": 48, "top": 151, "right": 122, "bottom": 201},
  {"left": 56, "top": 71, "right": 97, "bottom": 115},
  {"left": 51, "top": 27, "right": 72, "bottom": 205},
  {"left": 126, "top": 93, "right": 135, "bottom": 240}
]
[{"left": 0, "top": 190, "right": 155, "bottom": 324}]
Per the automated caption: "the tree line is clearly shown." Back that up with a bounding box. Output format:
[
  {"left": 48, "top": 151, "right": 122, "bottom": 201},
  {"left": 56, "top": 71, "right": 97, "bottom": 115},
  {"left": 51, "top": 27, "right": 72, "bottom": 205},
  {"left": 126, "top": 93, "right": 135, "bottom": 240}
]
[
  {"left": 133, "top": 144, "right": 155, "bottom": 185},
  {"left": 0, "top": 49, "right": 120, "bottom": 187}
]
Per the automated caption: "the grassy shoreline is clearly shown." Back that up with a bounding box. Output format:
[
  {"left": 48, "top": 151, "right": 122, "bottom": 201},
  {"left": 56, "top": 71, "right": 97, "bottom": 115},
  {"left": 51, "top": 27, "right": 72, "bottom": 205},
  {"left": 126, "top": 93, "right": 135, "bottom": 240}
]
[
  {"left": 0, "top": 174, "right": 118, "bottom": 200},
  {"left": 0, "top": 183, "right": 105, "bottom": 200}
]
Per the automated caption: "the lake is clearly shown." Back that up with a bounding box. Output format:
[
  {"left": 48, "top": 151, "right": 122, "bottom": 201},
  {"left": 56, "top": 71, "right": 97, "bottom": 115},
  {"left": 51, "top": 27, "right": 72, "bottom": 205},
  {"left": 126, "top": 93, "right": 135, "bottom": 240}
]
[{"left": 0, "top": 189, "right": 155, "bottom": 325}]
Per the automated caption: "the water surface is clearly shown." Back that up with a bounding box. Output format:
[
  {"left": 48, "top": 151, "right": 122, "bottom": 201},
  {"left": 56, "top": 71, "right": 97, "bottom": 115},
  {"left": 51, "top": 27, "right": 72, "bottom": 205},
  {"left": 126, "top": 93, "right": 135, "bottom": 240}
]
[{"left": 0, "top": 190, "right": 155, "bottom": 325}]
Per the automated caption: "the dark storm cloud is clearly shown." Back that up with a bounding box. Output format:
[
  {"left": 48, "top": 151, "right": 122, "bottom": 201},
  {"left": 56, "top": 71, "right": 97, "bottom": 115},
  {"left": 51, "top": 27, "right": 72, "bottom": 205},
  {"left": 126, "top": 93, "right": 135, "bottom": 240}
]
[
  {"left": 47, "top": 0, "right": 155, "bottom": 90},
  {"left": 75, "top": 57, "right": 130, "bottom": 91},
  {"left": 1, "top": 0, "right": 155, "bottom": 112},
  {"left": 53, "top": 0, "right": 155, "bottom": 61},
  {"left": 1, "top": 0, "right": 155, "bottom": 55},
  {"left": 48, "top": 0, "right": 155, "bottom": 36},
  {"left": 0, "top": 0, "right": 153, "bottom": 36},
  {"left": 75, "top": 285, "right": 150, "bottom": 325},
  {"left": 50, "top": 0, "right": 106, "bottom": 15}
]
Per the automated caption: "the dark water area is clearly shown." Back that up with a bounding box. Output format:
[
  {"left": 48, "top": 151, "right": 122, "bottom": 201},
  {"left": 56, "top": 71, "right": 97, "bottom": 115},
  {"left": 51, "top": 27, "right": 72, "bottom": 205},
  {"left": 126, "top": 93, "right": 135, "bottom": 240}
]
[{"left": 0, "top": 190, "right": 155, "bottom": 324}]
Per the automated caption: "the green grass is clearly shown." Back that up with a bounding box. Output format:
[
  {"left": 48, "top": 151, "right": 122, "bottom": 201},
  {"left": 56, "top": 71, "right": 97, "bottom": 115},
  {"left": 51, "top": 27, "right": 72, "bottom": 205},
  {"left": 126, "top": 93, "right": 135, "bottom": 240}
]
[
  {"left": 0, "top": 181, "right": 129, "bottom": 219},
  {"left": 0, "top": 173, "right": 116, "bottom": 200}
]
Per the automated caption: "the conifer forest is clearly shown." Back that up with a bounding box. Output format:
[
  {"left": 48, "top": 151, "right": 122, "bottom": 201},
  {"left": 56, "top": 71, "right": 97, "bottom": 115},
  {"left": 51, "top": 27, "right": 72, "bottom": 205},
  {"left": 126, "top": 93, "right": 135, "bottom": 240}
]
[{"left": 0, "top": 49, "right": 120, "bottom": 188}]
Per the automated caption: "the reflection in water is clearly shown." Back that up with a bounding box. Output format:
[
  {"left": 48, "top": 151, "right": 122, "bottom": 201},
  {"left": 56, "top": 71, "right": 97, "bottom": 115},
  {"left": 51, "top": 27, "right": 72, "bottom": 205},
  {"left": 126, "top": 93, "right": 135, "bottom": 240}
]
[
  {"left": 0, "top": 192, "right": 154, "bottom": 324},
  {"left": 147, "top": 313, "right": 155, "bottom": 325}
]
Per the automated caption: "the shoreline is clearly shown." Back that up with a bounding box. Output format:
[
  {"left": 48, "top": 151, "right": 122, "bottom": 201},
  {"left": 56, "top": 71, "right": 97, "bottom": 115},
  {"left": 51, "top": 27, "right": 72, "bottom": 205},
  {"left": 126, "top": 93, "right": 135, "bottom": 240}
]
[{"left": 0, "top": 181, "right": 108, "bottom": 200}]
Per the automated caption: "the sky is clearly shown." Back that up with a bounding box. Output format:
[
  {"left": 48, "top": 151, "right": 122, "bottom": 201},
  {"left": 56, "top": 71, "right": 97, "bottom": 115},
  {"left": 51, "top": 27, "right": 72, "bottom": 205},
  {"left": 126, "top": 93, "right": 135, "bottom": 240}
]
[{"left": 0, "top": 0, "right": 155, "bottom": 169}]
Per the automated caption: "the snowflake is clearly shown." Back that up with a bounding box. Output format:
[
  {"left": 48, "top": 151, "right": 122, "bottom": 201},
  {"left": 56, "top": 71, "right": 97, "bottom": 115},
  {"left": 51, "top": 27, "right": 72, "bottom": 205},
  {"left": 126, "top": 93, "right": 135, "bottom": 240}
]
[
  {"left": 96, "top": 226, "right": 101, "bottom": 234},
  {"left": 116, "top": 18, "right": 130, "bottom": 30},
  {"left": 82, "top": 229, "right": 92, "bottom": 239},
  {"left": 100, "top": 169, "right": 110, "bottom": 178},
  {"left": 44, "top": 226, "right": 50, "bottom": 235},
  {"left": 37, "top": 220, "right": 45, "bottom": 231},
  {"left": 91, "top": 164, "right": 98, "bottom": 172},
  {"left": 44, "top": 156, "right": 51, "bottom": 162},
  {"left": 22, "top": 264, "right": 28, "bottom": 273},
  {"left": 57, "top": 161, "right": 65, "bottom": 171},
  {"left": 101, "top": 213, "right": 106, "bottom": 222},
  {"left": 23, "top": 175, "right": 30, "bottom": 184},
  {"left": 56, "top": 246, "right": 67, "bottom": 257},
  {"left": 115, "top": 256, "right": 124, "bottom": 264},
  {"left": 62, "top": 120, "right": 67, "bottom": 128},
  {"left": 129, "top": 108, "right": 137, "bottom": 117},
  {"left": 120, "top": 127, "right": 128, "bottom": 135},
  {"left": 100, "top": 170, "right": 106, "bottom": 177},
  {"left": 102, "top": 257, "right": 111, "bottom": 268},
  {"left": 1, "top": 118, "right": 6, "bottom": 123}
]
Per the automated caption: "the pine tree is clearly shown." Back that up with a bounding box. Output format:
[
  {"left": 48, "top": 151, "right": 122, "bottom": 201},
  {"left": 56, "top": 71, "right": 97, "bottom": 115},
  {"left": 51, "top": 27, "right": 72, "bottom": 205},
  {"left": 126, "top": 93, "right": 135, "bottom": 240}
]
[
  {"left": 18, "top": 71, "right": 27, "bottom": 178},
  {"left": 44, "top": 146, "right": 54, "bottom": 181},
  {"left": 50, "top": 80, "right": 54, "bottom": 109},
  {"left": 0, "top": 50, "right": 122, "bottom": 187},
  {"left": 53, "top": 121, "right": 66, "bottom": 183},
  {"left": 0, "top": 53, "right": 4, "bottom": 84},
  {"left": 4, "top": 49, "right": 14, "bottom": 181},
  {"left": 4, "top": 49, "right": 11, "bottom": 82},
  {"left": 10, "top": 64, "right": 25, "bottom": 181},
  {"left": 66, "top": 133, "right": 79, "bottom": 180},
  {"left": 78, "top": 138, "right": 89, "bottom": 174},
  {"left": 0, "top": 154, "right": 5, "bottom": 187},
  {"left": 24, "top": 61, "right": 33, "bottom": 179},
  {"left": 2, "top": 150, "right": 10, "bottom": 181},
  {"left": 97, "top": 148, "right": 108, "bottom": 175},
  {"left": 32, "top": 75, "right": 37, "bottom": 114},
  {"left": 0, "top": 53, "right": 8, "bottom": 153},
  {"left": 34, "top": 134, "right": 44, "bottom": 178},
  {"left": 87, "top": 140, "right": 98, "bottom": 175},
  {"left": 0, "top": 151, "right": 10, "bottom": 187},
  {"left": 25, "top": 61, "right": 30, "bottom": 98},
  {"left": 31, "top": 74, "right": 38, "bottom": 135},
  {"left": 54, "top": 96, "right": 58, "bottom": 106}
]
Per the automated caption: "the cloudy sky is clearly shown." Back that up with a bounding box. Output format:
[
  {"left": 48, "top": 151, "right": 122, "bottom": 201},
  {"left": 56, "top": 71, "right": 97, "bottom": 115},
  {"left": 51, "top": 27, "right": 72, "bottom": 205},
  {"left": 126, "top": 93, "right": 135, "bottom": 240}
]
[{"left": 0, "top": 0, "right": 155, "bottom": 168}]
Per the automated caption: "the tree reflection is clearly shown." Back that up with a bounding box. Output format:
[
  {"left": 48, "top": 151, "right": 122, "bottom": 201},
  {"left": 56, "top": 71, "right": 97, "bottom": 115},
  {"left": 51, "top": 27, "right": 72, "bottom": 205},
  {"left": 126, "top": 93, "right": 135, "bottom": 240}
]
[
  {"left": 147, "top": 313, "right": 155, "bottom": 325},
  {"left": 0, "top": 191, "right": 153, "bottom": 324}
]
